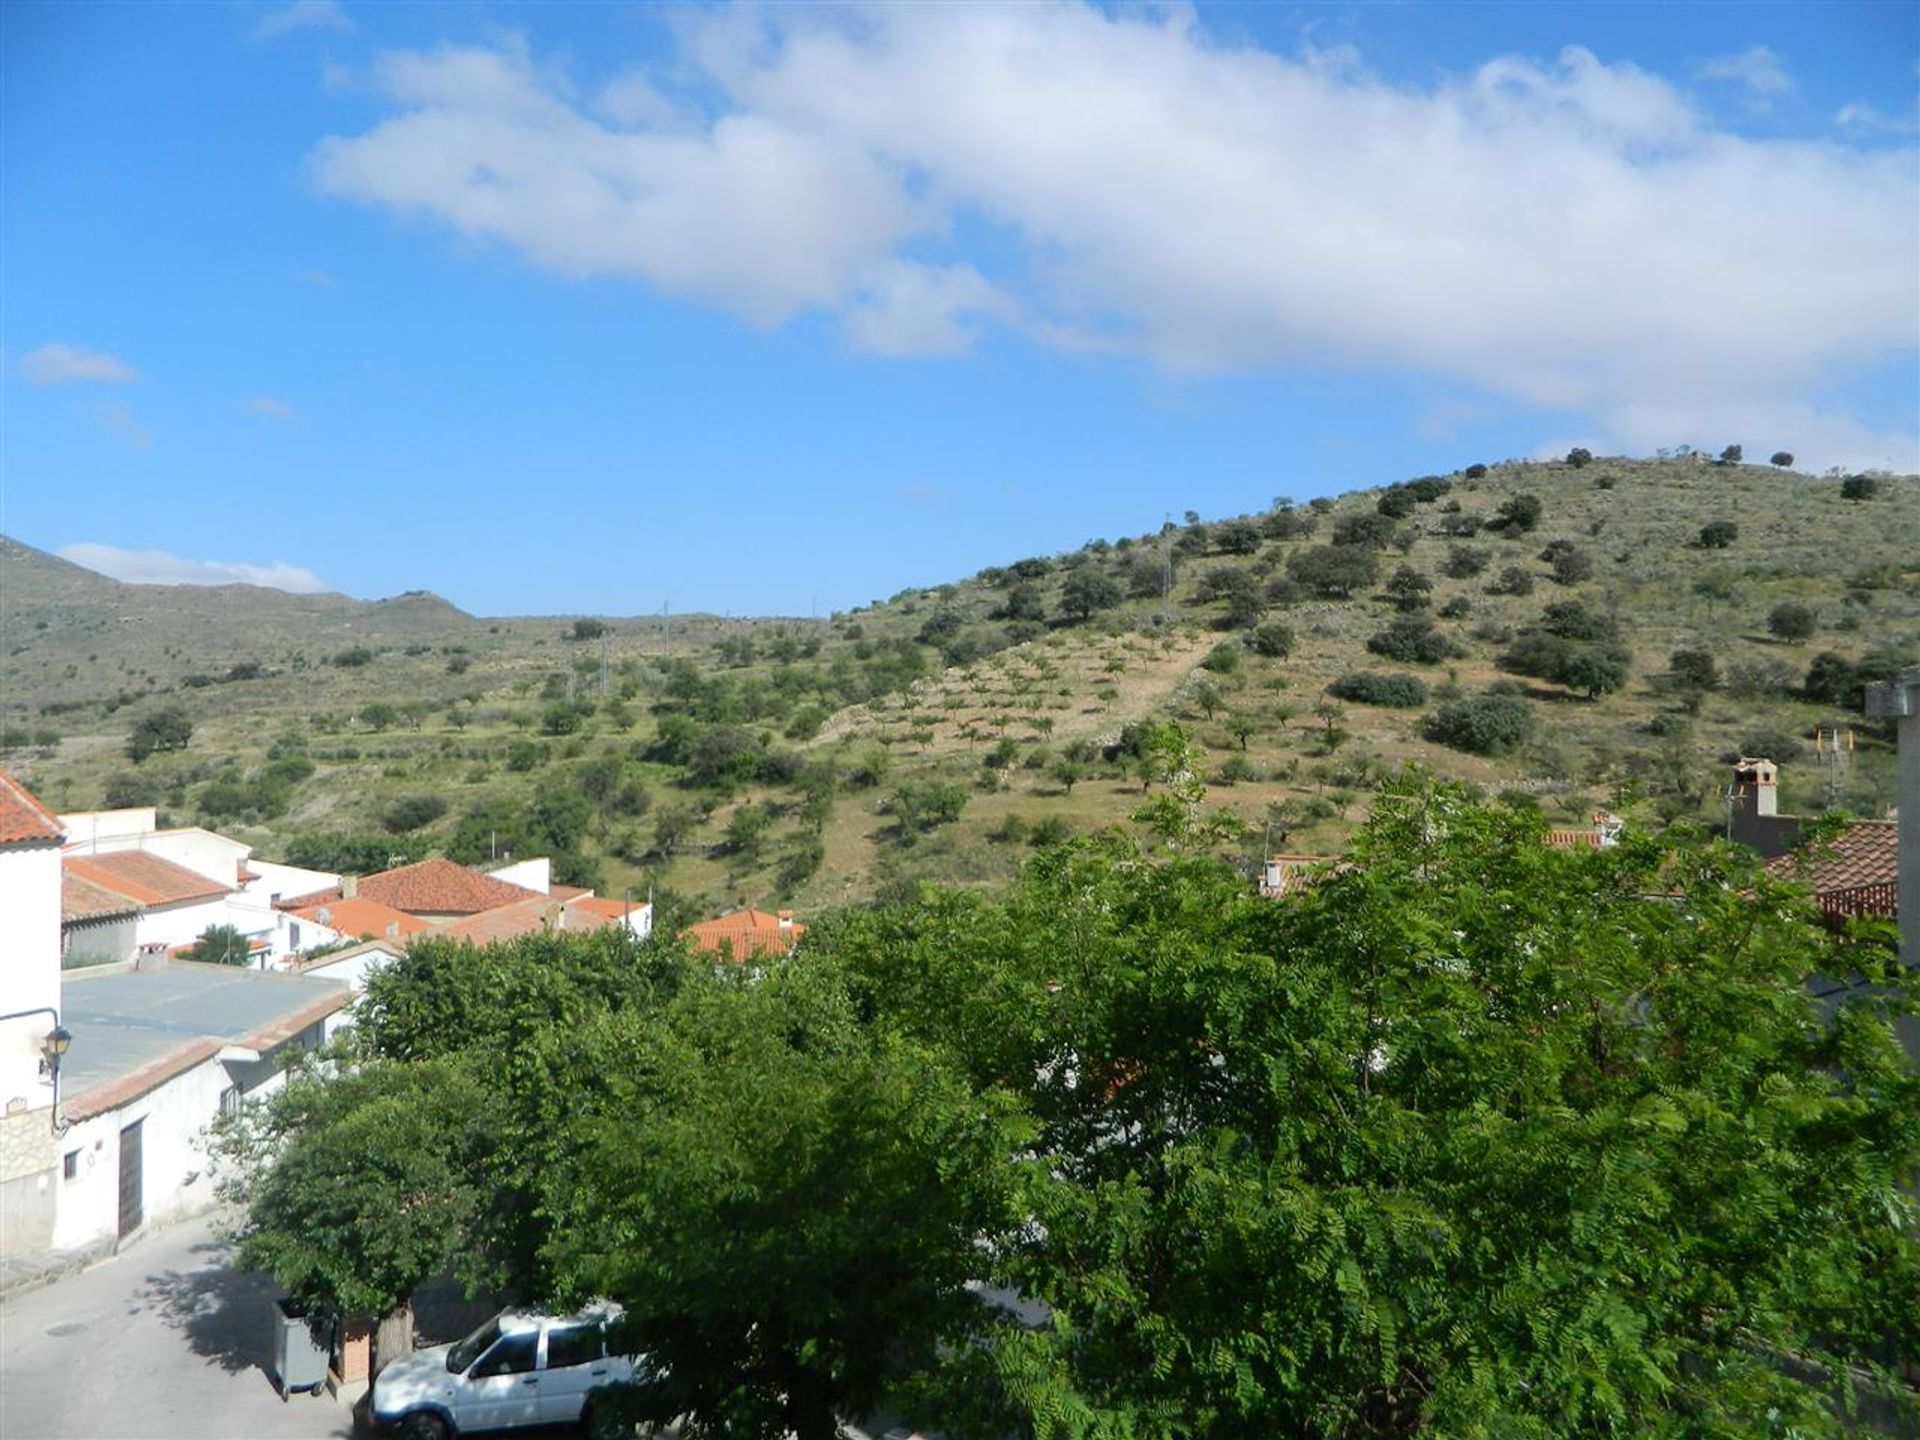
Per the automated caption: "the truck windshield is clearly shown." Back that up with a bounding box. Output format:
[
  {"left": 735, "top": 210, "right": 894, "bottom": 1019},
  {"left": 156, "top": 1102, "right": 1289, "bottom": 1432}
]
[{"left": 447, "top": 1318, "right": 501, "bottom": 1374}]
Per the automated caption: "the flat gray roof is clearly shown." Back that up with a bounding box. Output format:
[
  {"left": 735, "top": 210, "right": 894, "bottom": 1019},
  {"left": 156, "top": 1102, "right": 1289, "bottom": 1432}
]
[{"left": 59, "top": 962, "right": 349, "bottom": 1102}]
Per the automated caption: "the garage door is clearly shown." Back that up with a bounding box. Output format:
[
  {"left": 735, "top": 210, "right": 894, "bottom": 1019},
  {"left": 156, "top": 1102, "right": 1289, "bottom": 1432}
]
[{"left": 117, "top": 1119, "right": 144, "bottom": 1239}]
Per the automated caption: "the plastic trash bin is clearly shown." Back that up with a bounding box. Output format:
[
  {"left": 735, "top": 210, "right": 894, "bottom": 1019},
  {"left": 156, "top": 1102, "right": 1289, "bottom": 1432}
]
[{"left": 274, "top": 1297, "right": 331, "bottom": 1400}]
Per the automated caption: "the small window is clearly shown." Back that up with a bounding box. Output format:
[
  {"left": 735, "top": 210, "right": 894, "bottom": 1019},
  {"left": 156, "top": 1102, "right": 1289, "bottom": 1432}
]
[
  {"left": 470, "top": 1331, "right": 538, "bottom": 1378},
  {"left": 62, "top": 1150, "right": 80, "bottom": 1180},
  {"left": 544, "top": 1324, "right": 603, "bottom": 1370},
  {"left": 288, "top": 922, "right": 301, "bottom": 950},
  {"left": 220, "top": 1086, "right": 241, "bottom": 1117}
]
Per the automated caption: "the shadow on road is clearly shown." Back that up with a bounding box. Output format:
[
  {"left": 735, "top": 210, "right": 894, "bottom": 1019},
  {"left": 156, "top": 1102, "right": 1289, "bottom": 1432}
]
[{"left": 138, "top": 1242, "right": 283, "bottom": 1378}]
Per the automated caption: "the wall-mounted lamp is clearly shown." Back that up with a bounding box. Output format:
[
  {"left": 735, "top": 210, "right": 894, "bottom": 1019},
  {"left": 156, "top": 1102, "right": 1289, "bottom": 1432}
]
[{"left": 3, "top": 1007, "right": 72, "bottom": 1136}]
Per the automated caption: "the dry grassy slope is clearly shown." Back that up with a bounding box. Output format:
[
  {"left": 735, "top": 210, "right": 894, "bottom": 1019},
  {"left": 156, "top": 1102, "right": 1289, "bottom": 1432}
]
[
  {"left": 1, "top": 455, "right": 1914, "bottom": 916},
  {"left": 791, "top": 454, "right": 1918, "bottom": 887}
]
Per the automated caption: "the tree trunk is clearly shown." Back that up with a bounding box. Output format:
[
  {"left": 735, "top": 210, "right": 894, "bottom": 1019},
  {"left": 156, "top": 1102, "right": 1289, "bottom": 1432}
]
[{"left": 373, "top": 1300, "right": 415, "bottom": 1377}]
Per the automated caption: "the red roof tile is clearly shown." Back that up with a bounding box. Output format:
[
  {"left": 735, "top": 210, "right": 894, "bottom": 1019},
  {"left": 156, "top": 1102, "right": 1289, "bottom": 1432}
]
[
  {"left": 571, "top": 895, "right": 646, "bottom": 920},
  {"left": 0, "top": 769, "right": 63, "bottom": 846},
  {"left": 281, "top": 857, "right": 541, "bottom": 917},
  {"left": 64, "top": 851, "right": 230, "bottom": 908},
  {"left": 1766, "top": 821, "right": 1898, "bottom": 898},
  {"left": 430, "top": 897, "right": 620, "bottom": 946},
  {"left": 685, "top": 908, "right": 804, "bottom": 960},
  {"left": 62, "top": 865, "right": 144, "bottom": 923},
  {"left": 290, "top": 897, "right": 431, "bottom": 941}
]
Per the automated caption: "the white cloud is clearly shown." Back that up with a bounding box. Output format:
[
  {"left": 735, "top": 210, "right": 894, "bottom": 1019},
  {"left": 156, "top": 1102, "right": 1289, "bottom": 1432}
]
[
  {"left": 253, "top": 1, "right": 352, "bottom": 42},
  {"left": 1835, "top": 100, "right": 1920, "bottom": 138},
  {"left": 96, "top": 401, "right": 153, "bottom": 451},
  {"left": 23, "top": 342, "right": 138, "bottom": 385},
  {"left": 246, "top": 395, "right": 296, "bottom": 420},
  {"left": 60, "top": 543, "right": 331, "bottom": 593},
  {"left": 309, "top": 6, "right": 1920, "bottom": 470},
  {"left": 1697, "top": 46, "right": 1793, "bottom": 100}
]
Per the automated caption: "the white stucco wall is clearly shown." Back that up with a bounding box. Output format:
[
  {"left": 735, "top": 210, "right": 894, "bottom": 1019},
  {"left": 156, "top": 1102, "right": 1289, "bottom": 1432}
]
[
  {"left": 49, "top": 1015, "right": 343, "bottom": 1252},
  {"left": 132, "top": 896, "right": 238, "bottom": 955},
  {"left": 300, "top": 943, "right": 402, "bottom": 993},
  {"left": 136, "top": 829, "right": 251, "bottom": 888},
  {"left": 0, "top": 840, "right": 64, "bottom": 1113},
  {"left": 244, "top": 859, "right": 340, "bottom": 906},
  {"left": 489, "top": 857, "right": 551, "bottom": 894},
  {"left": 56, "top": 808, "right": 158, "bottom": 851}
]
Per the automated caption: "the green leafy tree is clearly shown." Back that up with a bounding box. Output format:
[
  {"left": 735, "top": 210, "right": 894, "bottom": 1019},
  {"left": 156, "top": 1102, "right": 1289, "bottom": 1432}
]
[
  {"left": 1487, "top": 492, "right": 1543, "bottom": 534},
  {"left": 1287, "top": 544, "right": 1378, "bottom": 598},
  {"left": 1424, "top": 693, "right": 1536, "bottom": 753},
  {"left": 1057, "top": 569, "right": 1123, "bottom": 624},
  {"left": 182, "top": 923, "right": 251, "bottom": 966},
  {"left": 126, "top": 705, "right": 193, "bottom": 762},
  {"left": 1667, "top": 648, "right": 1720, "bottom": 692},
  {"left": 1367, "top": 615, "right": 1454, "bottom": 665},
  {"left": 1840, "top": 473, "right": 1880, "bottom": 501},
  {"left": 1382, "top": 564, "right": 1433, "bottom": 611},
  {"left": 1697, "top": 520, "right": 1738, "bottom": 549},
  {"left": 1248, "top": 621, "right": 1294, "bottom": 658},
  {"left": 1769, "top": 601, "right": 1819, "bottom": 643}
]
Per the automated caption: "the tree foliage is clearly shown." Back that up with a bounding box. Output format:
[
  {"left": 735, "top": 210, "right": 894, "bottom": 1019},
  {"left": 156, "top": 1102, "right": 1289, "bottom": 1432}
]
[{"left": 218, "top": 787, "right": 1920, "bottom": 1440}]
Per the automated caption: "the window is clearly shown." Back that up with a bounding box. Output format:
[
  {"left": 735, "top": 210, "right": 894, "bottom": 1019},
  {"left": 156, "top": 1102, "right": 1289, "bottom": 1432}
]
[
  {"left": 470, "top": 1331, "right": 538, "bottom": 1379},
  {"left": 288, "top": 922, "right": 301, "bottom": 951},
  {"left": 63, "top": 1150, "right": 79, "bottom": 1180},
  {"left": 220, "top": 1086, "right": 241, "bottom": 1118},
  {"left": 447, "top": 1319, "right": 500, "bottom": 1374},
  {"left": 544, "top": 1324, "right": 603, "bottom": 1370}
]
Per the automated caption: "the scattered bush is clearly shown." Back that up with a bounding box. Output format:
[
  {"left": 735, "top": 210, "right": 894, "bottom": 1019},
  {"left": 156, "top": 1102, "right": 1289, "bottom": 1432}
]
[
  {"left": 1487, "top": 493, "right": 1543, "bottom": 534},
  {"left": 1382, "top": 565, "right": 1433, "bottom": 612},
  {"left": 1668, "top": 649, "right": 1720, "bottom": 692},
  {"left": 1367, "top": 616, "right": 1455, "bottom": 665},
  {"left": 1327, "top": 671, "right": 1430, "bottom": 708},
  {"left": 331, "top": 647, "right": 374, "bottom": 668},
  {"left": 1200, "top": 642, "right": 1242, "bottom": 674},
  {"left": 1770, "top": 451, "right": 1793, "bottom": 468},
  {"left": 1424, "top": 694, "right": 1536, "bottom": 755},
  {"left": 1442, "top": 545, "right": 1489, "bottom": 579},
  {"left": 1377, "top": 487, "right": 1418, "bottom": 519},
  {"left": 1487, "top": 565, "right": 1536, "bottom": 597},
  {"left": 384, "top": 795, "right": 448, "bottom": 834},
  {"left": 1248, "top": 622, "right": 1295, "bottom": 658},
  {"left": 1287, "top": 545, "right": 1379, "bottom": 598},
  {"left": 1767, "top": 602, "right": 1818, "bottom": 644},
  {"left": 1332, "top": 513, "right": 1399, "bottom": 549},
  {"left": 1565, "top": 448, "right": 1592, "bottom": 467},
  {"left": 1463, "top": 463, "right": 1488, "bottom": 479},
  {"left": 1840, "top": 474, "right": 1880, "bottom": 502},
  {"left": 1697, "top": 521, "right": 1738, "bottom": 550}
]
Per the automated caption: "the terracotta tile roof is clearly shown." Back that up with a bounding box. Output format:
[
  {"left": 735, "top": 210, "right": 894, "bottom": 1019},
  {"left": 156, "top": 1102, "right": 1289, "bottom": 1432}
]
[
  {"left": 571, "top": 895, "right": 647, "bottom": 921},
  {"left": 1766, "top": 821, "right": 1898, "bottom": 900},
  {"left": 280, "top": 857, "right": 541, "bottom": 917},
  {"left": 0, "top": 769, "right": 63, "bottom": 846},
  {"left": 429, "top": 897, "right": 620, "bottom": 946},
  {"left": 64, "top": 851, "right": 230, "bottom": 908},
  {"left": 685, "top": 908, "right": 804, "bottom": 960},
  {"left": 290, "top": 897, "right": 431, "bottom": 941},
  {"left": 62, "top": 864, "right": 145, "bottom": 923},
  {"left": 548, "top": 884, "right": 590, "bottom": 902}
]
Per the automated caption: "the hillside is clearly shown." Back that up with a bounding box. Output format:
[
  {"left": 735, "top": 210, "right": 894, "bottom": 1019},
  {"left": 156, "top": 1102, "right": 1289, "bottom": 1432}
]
[{"left": 2, "top": 454, "right": 1915, "bottom": 920}]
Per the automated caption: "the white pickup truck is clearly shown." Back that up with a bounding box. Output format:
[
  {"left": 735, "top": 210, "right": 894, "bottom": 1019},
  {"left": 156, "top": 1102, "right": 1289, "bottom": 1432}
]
[{"left": 369, "top": 1304, "right": 637, "bottom": 1439}]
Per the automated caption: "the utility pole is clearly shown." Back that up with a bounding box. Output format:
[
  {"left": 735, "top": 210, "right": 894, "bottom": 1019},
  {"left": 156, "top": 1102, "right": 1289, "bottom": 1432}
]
[
  {"left": 1163, "top": 511, "right": 1173, "bottom": 599},
  {"left": 663, "top": 601, "right": 672, "bottom": 659}
]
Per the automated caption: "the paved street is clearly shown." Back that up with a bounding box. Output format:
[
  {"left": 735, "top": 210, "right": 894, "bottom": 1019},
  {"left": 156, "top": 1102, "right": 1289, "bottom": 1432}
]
[{"left": 0, "top": 1211, "right": 362, "bottom": 1440}]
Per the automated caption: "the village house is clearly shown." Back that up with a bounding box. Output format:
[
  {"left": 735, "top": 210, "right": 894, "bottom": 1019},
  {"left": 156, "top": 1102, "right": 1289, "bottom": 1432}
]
[
  {"left": 1, "top": 772, "right": 351, "bottom": 1260},
  {"left": 1727, "top": 757, "right": 1899, "bottom": 924},
  {"left": 686, "top": 907, "right": 805, "bottom": 962}
]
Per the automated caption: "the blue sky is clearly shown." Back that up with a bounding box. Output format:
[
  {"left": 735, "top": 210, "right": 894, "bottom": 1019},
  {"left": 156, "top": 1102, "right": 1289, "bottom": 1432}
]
[{"left": 4, "top": 1, "right": 1916, "bottom": 617}]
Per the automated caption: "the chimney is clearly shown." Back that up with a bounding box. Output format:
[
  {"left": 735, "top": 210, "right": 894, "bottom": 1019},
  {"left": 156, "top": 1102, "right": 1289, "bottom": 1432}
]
[
  {"left": 1732, "top": 757, "right": 1778, "bottom": 818},
  {"left": 777, "top": 909, "right": 793, "bottom": 930},
  {"left": 342, "top": 874, "right": 359, "bottom": 900},
  {"left": 1729, "top": 757, "right": 1799, "bottom": 857}
]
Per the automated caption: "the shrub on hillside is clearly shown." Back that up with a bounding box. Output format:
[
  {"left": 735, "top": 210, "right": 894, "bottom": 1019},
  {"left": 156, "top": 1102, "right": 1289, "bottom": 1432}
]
[
  {"left": 1248, "top": 622, "right": 1295, "bottom": 658},
  {"left": 1443, "top": 545, "right": 1490, "bottom": 579},
  {"left": 1487, "top": 493, "right": 1543, "bottom": 534},
  {"left": 1565, "top": 448, "right": 1592, "bottom": 467},
  {"left": 1423, "top": 694, "right": 1536, "bottom": 755},
  {"left": 1768, "top": 602, "right": 1818, "bottom": 644},
  {"left": 1487, "top": 565, "right": 1536, "bottom": 597},
  {"left": 1377, "top": 487, "right": 1418, "bottom": 518},
  {"left": 1327, "top": 671, "right": 1430, "bottom": 708},
  {"left": 1668, "top": 649, "right": 1720, "bottom": 692},
  {"left": 1287, "top": 545, "right": 1379, "bottom": 598},
  {"left": 1697, "top": 521, "right": 1738, "bottom": 550},
  {"left": 1367, "top": 616, "right": 1456, "bottom": 665},
  {"left": 384, "top": 795, "right": 448, "bottom": 834},
  {"left": 1262, "top": 508, "right": 1319, "bottom": 541},
  {"left": 1840, "top": 474, "right": 1881, "bottom": 501},
  {"left": 1201, "top": 642, "right": 1242, "bottom": 674},
  {"left": 1382, "top": 565, "right": 1433, "bottom": 612},
  {"left": 1437, "top": 597, "right": 1472, "bottom": 620},
  {"left": 1462, "top": 463, "right": 1489, "bottom": 479},
  {"left": 1770, "top": 451, "right": 1794, "bottom": 468},
  {"left": 1332, "top": 513, "right": 1399, "bottom": 549}
]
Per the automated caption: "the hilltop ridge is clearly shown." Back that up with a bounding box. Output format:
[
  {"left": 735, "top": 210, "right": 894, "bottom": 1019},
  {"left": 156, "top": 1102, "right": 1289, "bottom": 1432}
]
[{"left": 2, "top": 452, "right": 1915, "bottom": 913}]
